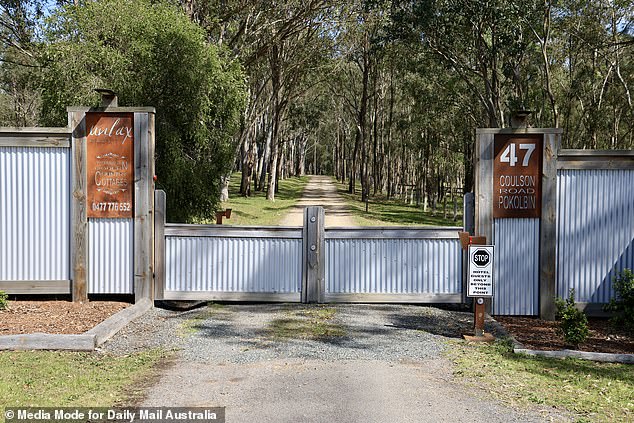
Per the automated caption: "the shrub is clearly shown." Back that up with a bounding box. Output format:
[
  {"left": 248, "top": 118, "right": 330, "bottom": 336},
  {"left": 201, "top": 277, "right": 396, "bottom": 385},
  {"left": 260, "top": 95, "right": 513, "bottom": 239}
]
[
  {"left": 604, "top": 269, "right": 634, "bottom": 332},
  {"left": 0, "top": 290, "right": 8, "bottom": 310},
  {"left": 40, "top": 0, "right": 246, "bottom": 222},
  {"left": 555, "top": 288, "right": 589, "bottom": 348}
]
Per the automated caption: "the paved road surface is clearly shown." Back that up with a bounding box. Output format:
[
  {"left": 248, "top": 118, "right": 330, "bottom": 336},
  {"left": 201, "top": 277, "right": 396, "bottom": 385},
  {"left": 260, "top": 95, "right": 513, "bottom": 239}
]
[{"left": 279, "top": 175, "right": 355, "bottom": 227}]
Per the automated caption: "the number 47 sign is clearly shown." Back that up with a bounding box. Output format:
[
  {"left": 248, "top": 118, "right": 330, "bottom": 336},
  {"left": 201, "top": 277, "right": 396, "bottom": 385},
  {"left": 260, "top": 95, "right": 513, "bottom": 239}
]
[
  {"left": 499, "top": 143, "right": 536, "bottom": 167},
  {"left": 493, "top": 134, "right": 543, "bottom": 219}
]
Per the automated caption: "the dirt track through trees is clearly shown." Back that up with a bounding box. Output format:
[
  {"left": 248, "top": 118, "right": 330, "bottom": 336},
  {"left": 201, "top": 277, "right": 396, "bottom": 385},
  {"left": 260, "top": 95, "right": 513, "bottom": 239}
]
[{"left": 279, "top": 175, "right": 355, "bottom": 227}]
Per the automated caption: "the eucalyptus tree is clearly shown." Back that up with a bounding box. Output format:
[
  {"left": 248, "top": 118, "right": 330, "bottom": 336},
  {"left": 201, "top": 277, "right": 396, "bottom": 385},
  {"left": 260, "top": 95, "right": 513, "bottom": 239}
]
[
  {"left": 554, "top": 0, "right": 634, "bottom": 148},
  {"left": 0, "top": 0, "right": 46, "bottom": 125},
  {"left": 327, "top": 0, "right": 389, "bottom": 199},
  {"left": 181, "top": 0, "right": 331, "bottom": 200},
  {"left": 39, "top": 0, "right": 246, "bottom": 222},
  {"left": 389, "top": 0, "right": 544, "bottom": 128}
]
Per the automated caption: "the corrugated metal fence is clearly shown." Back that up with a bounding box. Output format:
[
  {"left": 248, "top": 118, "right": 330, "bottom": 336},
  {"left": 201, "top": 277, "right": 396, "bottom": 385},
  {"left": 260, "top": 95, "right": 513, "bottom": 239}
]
[
  {"left": 557, "top": 169, "right": 634, "bottom": 304},
  {"left": 0, "top": 129, "right": 135, "bottom": 295},
  {"left": 157, "top": 218, "right": 464, "bottom": 303},
  {"left": 3, "top": 128, "right": 633, "bottom": 309},
  {"left": 162, "top": 225, "right": 303, "bottom": 301},
  {"left": 0, "top": 146, "right": 71, "bottom": 282},
  {"left": 89, "top": 219, "right": 134, "bottom": 294},
  {"left": 325, "top": 228, "right": 463, "bottom": 302},
  {"left": 493, "top": 219, "right": 540, "bottom": 315},
  {"left": 0, "top": 130, "right": 73, "bottom": 294}
]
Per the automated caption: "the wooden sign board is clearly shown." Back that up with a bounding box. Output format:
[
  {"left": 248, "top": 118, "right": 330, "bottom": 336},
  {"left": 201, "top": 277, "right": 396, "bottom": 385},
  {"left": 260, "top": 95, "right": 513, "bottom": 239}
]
[
  {"left": 493, "top": 134, "right": 543, "bottom": 218},
  {"left": 86, "top": 112, "right": 134, "bottom": 218}
]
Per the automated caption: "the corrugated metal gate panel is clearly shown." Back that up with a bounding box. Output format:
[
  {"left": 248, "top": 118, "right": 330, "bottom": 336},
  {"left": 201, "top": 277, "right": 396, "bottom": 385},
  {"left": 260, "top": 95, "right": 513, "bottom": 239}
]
[
  {"left": 493, "top": 218, "right": 540, "bottom": 315},
  {"left": 557, "top": 169, "right": 634, "bottom": 303},
  {"left": 325, "top": 238, "right": 462, "bottom": 295},
  {"left": 0, "top": 147, "right": 70, "bottom": 280},
  {"left": 88, "top": 219, "right": 134, "bottom": 294},
  {"left": 165, "top": 236, "right": 302, "bottom": 293}
]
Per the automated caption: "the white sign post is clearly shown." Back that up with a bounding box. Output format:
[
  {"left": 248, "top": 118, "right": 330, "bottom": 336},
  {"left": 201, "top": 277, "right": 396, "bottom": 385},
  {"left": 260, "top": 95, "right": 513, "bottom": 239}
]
[{"left": 467, "top": 245, "right": 494, "bottom": 297}]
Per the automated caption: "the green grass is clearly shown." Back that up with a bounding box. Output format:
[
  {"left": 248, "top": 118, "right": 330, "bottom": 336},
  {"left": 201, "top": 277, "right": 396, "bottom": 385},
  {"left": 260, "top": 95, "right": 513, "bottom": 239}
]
[
  {"left": 0, "top": 350, "right": 165, "bottom": 412},
  {"left": 334, "top": 179, "right": 463, "bottom": 227},
  {"left": 179, "top": 303, "right": 231, "bottom": 335},
  {"left": 268, "top": 306, "right": 346, "bottom": 341},
  {"left": 448, "top": 340, "right": 634, "bottom": 422},
  {"left": 216, "top": 172, "right": 309, "bottom": 226}
]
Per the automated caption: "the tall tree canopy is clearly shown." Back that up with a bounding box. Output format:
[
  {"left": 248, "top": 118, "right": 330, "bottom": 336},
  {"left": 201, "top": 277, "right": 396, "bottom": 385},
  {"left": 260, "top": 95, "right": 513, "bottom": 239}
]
[
  {"left": 38, "top": 0, "right": 246, "bottom": 221},
  {"left": 0, "top": 0, "right": 632, "bottom": 220}
]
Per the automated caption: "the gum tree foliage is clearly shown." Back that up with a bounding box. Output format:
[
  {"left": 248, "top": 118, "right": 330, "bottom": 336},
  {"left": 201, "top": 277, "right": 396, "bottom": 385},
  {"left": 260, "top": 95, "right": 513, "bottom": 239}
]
[
  {"left": 180, "top": 0, "right": 330, "bottom": 200},
  {"left": 0, "top": 0, "right": 46, "bottom": 125},
  {"left": 39, "top": 0, "right": 246, "bottom": 222}
]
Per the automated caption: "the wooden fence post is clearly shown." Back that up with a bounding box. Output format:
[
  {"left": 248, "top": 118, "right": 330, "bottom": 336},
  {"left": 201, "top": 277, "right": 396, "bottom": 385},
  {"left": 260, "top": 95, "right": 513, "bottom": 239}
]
[
  {"left": 539, "top": 132, "right": 560, "bottom": 320},
  {"left": 70, "top": 111, "right": 88, "bottom": 302},
  {"left": 134, "top": 112, "right": 155, "bottom": 302},
  {"left": 302, "top": 206, "right": 325, "bottom": 303},
  {"left": 154, "top": 190, "right": 166, "bottom": 301},
  {"left": 462, "top": 192, "right": 475, "bottom": 304}
]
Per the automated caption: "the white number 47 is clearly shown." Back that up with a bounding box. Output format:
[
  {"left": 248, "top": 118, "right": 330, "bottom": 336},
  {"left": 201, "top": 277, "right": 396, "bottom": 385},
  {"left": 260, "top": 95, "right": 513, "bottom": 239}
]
[{"left": 500, "top": 143, "right": 536, "bottom": 167}]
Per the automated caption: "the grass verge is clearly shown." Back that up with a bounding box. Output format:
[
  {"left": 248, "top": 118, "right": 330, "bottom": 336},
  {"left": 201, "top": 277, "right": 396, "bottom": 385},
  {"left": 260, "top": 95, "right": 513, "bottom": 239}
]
[
  {"left": 268, "top": 306, "right": 346, "bottom": 341},
  {"left": 448, "top": 339, "right": 634, "bottom": 422},
  {"left": 216, "top": 172, "right": 309, "bottom": 226},
  {"left": 0, "top": 349, "right": 165, "bottom": 412},
  {"left": 334, "top": 179, "right": 463, "bottom": 227}
]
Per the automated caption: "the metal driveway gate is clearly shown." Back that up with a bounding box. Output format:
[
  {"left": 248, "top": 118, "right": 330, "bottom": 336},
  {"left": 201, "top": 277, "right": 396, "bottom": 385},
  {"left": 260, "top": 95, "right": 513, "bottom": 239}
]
[
  {"left": 154, "top": 192, "right": 464, "bottom": 303},
  {"left": 324, "top": 227, "right": 463, "bottom": 303}
]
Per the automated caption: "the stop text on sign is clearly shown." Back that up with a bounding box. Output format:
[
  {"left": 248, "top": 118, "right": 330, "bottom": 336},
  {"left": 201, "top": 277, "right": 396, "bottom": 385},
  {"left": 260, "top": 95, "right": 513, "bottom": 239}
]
[
  {"left": 473, "top": 250, "right": 490, "bottom": 267},
  {"left": 493, "top": 134, "right": 543, "bottom": 218}
]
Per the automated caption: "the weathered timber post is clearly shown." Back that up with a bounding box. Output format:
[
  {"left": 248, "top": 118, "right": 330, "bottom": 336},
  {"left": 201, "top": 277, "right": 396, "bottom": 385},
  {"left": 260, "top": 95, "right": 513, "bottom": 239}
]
[
  {"left": 69, "top": 111, "right": 88, "bottom": 302},
  {"left": 461, "top": 192, "right": 475, "bottom": 304},
  {"left": 154, "top": 190, "right": 166, "bottom": 301},
  {"left": 68, "top": 94, "right": 155, "bottom": 303},
  {"left": 302, "top": 206, "right": 325, "bottom": 303},
  {"left": 539, "top": 133, "right": 559, "bottom": 320}
]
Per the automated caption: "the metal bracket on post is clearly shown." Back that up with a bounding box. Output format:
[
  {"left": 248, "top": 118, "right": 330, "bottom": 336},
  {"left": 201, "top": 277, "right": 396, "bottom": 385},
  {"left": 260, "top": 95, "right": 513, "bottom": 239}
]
[{"left": 302, "top": 206, "right": 325, "bottom": 303}]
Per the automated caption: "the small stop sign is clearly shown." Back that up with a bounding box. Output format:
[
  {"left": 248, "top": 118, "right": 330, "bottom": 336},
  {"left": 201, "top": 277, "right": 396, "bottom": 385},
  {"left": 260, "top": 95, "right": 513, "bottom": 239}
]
[{"left": 473, "top": 249, "right": 490, "bottom": 267}]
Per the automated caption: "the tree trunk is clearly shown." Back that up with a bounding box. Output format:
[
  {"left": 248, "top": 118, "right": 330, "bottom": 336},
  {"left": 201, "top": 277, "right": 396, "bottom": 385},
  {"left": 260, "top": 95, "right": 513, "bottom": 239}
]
[
  {"left": 258, "top": 118, "right": 272, "bottom": 192},
  {"left": 297, "top": 134, "right": 307, "bottom": 176}
]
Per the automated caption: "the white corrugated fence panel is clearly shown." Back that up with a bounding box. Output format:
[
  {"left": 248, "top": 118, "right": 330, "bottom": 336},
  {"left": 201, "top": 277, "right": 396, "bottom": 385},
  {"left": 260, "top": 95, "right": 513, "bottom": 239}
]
[
  {"left": 0, "top": 147, "right": 70, "bottom": 280},
  {"left": 557, "top": 169, "right": 634, "bottom": 303},
  {"left": 325, "top": 238, "right": 462, "bottom": 294},
  {"left": 89, "top": 219, "right": 134, "bottom": 294},
  {"left": 166, "top": 236, "right": 302, "bottom": 293},
  {"left": 493, "top": 218, "right": 540, "bottom": 316}
]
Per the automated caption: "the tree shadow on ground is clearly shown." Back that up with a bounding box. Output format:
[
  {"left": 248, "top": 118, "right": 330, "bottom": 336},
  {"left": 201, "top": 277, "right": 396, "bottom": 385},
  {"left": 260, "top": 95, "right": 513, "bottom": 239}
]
[{"left": 179, "top": 303, "right": 510, "bottom": 351}]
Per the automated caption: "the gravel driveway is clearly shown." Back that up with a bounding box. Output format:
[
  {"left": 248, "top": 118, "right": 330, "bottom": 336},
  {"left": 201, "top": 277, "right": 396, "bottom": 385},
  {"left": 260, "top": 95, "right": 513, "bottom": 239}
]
[
  {"left": 279, "top": 175, "right": 356, "bottom": 227},
  {"left": 101, "top": 304, "right": 564, "bottom": 423}
]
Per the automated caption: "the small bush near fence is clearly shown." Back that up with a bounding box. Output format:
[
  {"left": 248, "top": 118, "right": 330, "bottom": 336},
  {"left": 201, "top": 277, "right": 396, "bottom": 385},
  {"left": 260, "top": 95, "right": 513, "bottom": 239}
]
[
  {"left": 0, "top": 291, "right": 8, "bottom": 310},
  {"left": 555, "top": 288, "right": 589, "bottom": 348},
  {"left": 604, "top": 269, "right": 634, "bottom": 332}
]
